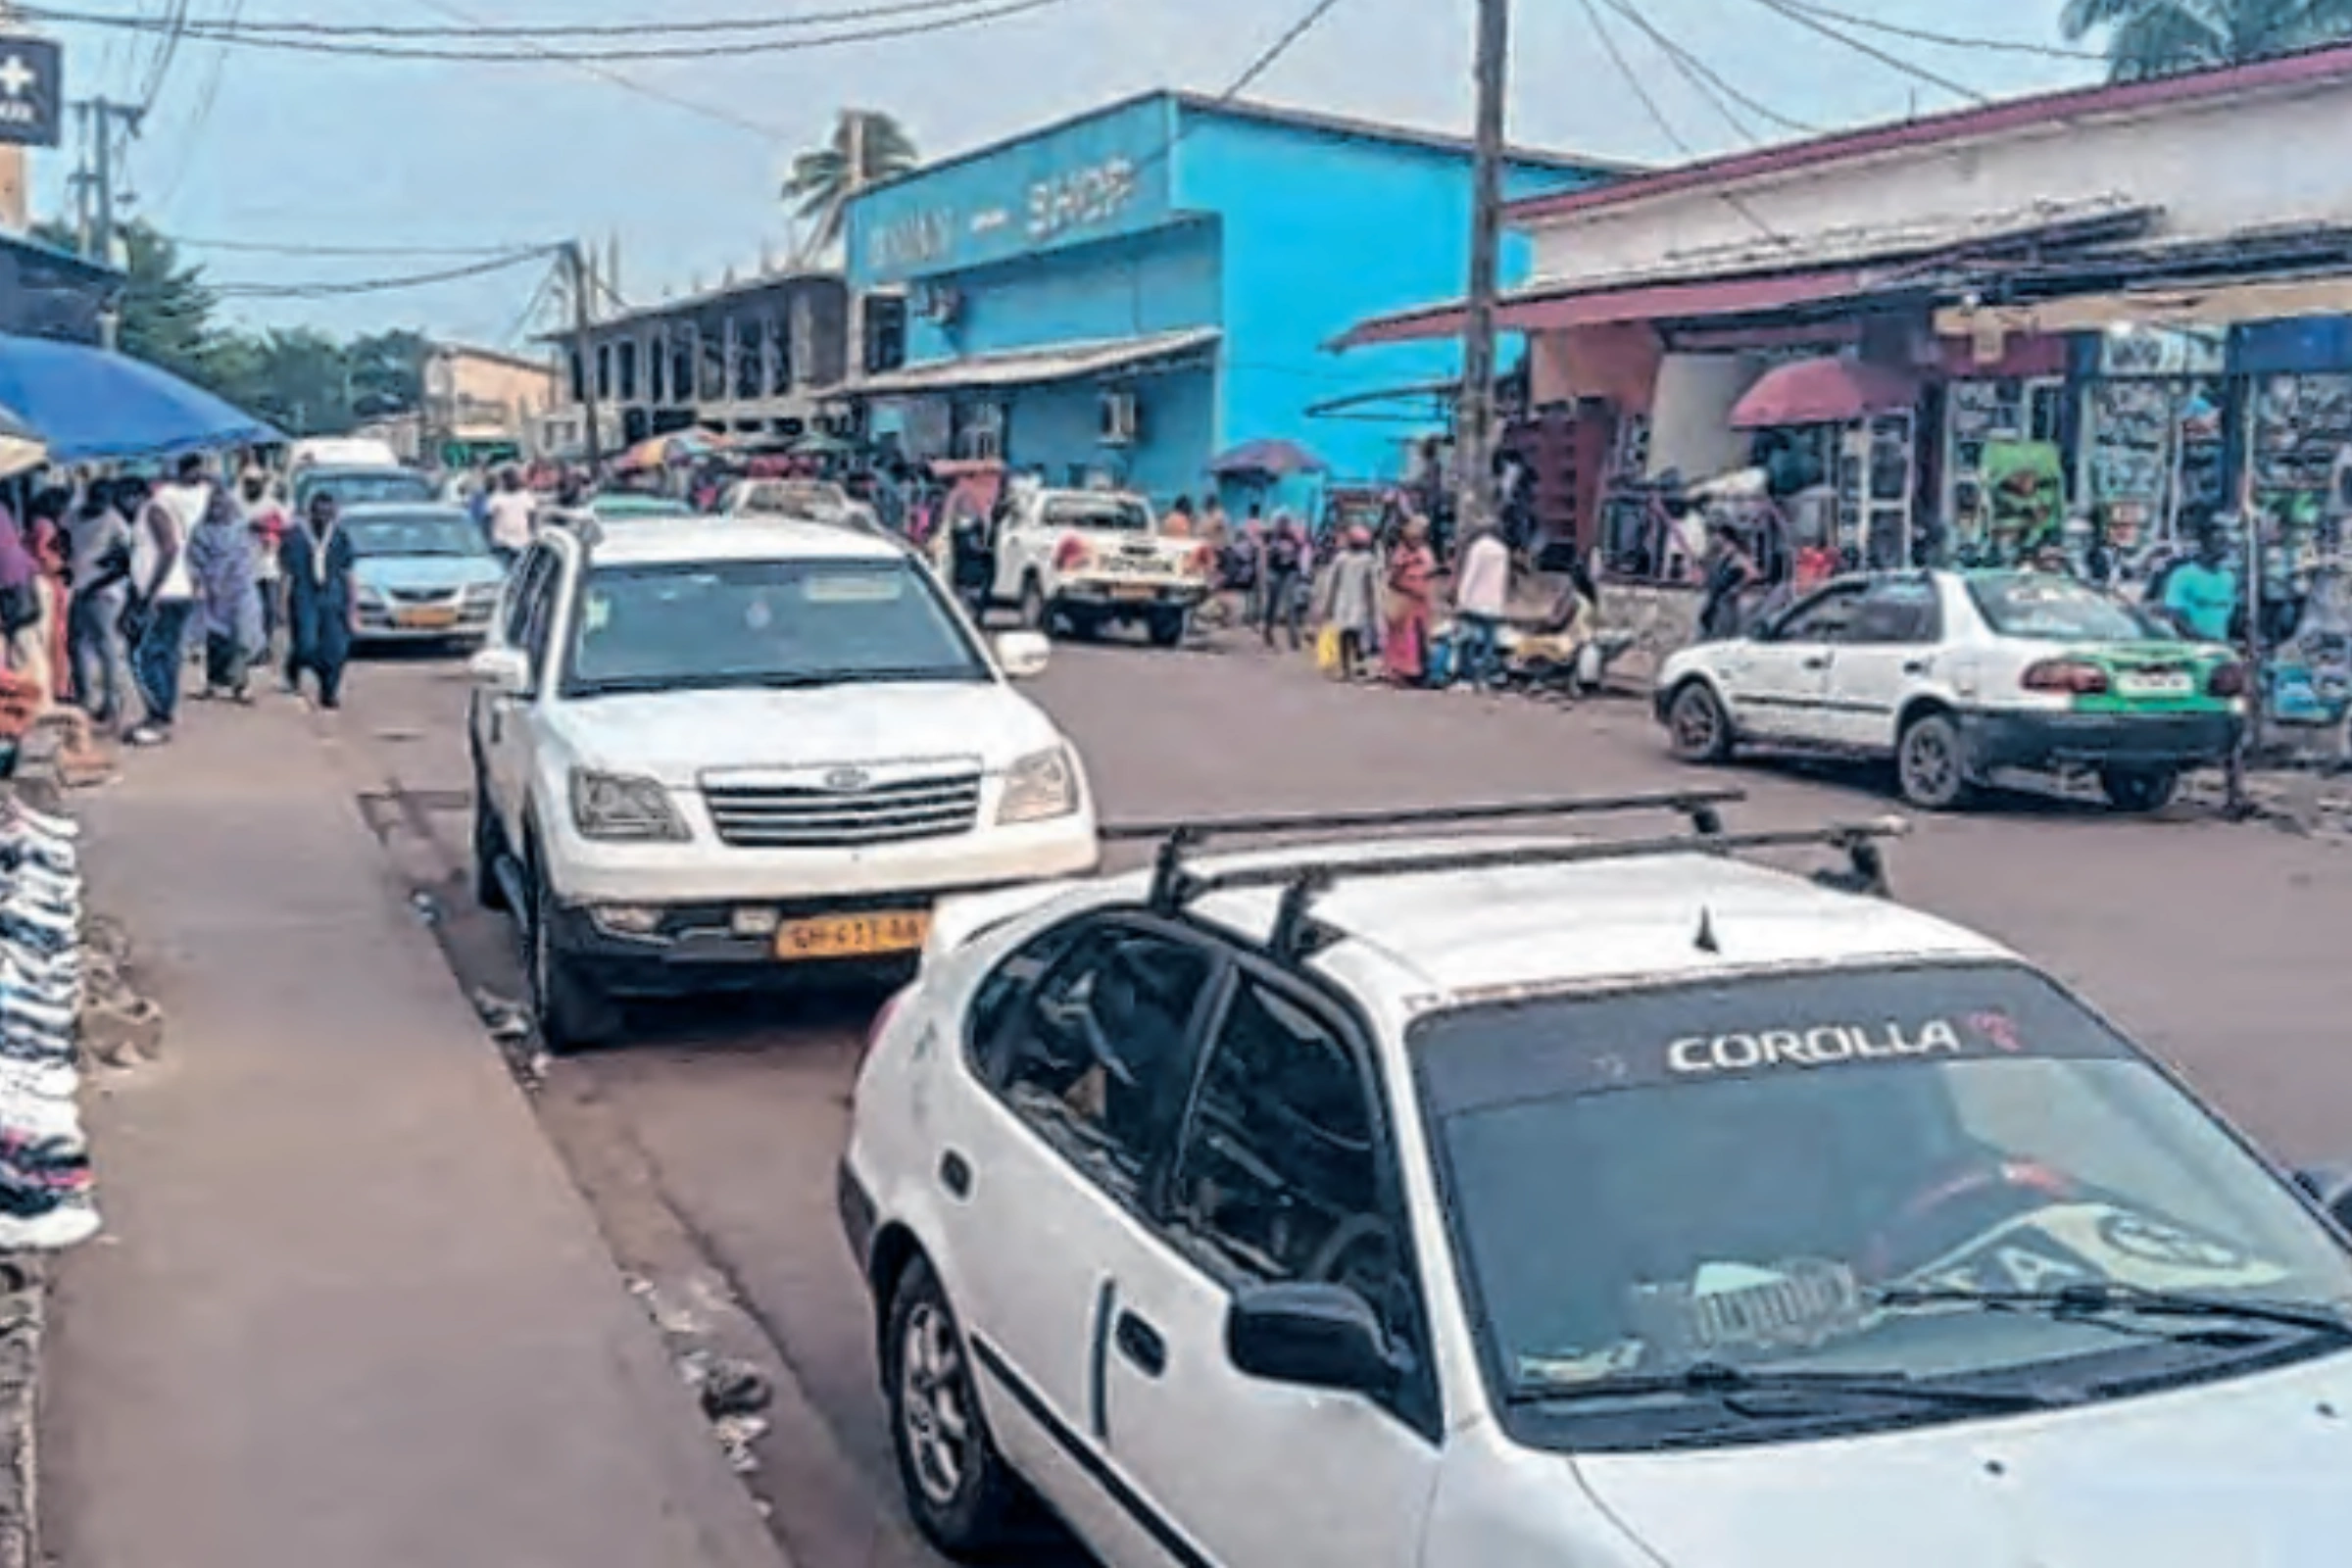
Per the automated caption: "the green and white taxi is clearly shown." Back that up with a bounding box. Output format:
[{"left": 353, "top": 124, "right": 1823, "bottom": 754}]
[{"left": 1657, "top": 570, "right": 2246, "bottom": 811}]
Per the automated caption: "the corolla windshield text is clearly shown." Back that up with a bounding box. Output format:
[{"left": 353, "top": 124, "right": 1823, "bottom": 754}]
[{"left": 1412, "top": 964, "right": 2352, "bottom": 1446}]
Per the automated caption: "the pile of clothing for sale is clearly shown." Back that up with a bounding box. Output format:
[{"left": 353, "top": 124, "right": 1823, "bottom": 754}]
[{"left": 0, "top": 799, "right": 96, "bottom": 1251}]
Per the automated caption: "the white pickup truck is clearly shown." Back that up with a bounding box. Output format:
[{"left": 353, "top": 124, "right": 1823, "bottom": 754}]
[{"left": 986, "top": 487, "right": 1212, "bottom": 646}]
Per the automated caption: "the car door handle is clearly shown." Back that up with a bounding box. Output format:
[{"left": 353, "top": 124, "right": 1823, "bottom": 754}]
[
  {"left": 938, "top": 1150, "right": 972, "bottom": 1200},
  {"left": 1800, "top": 655, "right": 1832, "bottom": 670},
  {"left": 1113, "top": 1310, "right": 1166, "bottom": 1378},
  {"left": 1902, "top": 659, "right": 1931, "bottom": 675}
]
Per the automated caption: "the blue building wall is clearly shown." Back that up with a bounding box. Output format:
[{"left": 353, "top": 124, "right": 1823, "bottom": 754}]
[
  {"left": 1172, "top": 107, "right": 1597, "bottom": 508},
  {"left": 846, "top": 93, "right": 1617, "bottom": 512}
]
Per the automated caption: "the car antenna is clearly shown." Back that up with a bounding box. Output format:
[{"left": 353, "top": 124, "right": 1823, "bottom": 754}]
[{"left": 1693, "top": 906, "right": 1721, "bottom": 955}]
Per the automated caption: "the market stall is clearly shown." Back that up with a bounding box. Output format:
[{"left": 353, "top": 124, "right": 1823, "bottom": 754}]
[{"left": 2075, "top": 324, "right": 2229, "bottom": 553}]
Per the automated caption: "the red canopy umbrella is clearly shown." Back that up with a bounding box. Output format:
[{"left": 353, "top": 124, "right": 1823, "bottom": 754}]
[{"left": 1731, "top": 357, "right": 1920, "bottom": 429}]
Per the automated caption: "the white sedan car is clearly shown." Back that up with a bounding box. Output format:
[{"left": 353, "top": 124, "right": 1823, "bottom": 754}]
[
  {"left": 1655, "top": 570, "right": 2245, "bottom": 810},
  {"left": 841, "top": 794, "right": 2352, "bottom": 1568}
]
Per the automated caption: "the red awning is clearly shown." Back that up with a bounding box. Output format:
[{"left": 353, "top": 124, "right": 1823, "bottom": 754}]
[
  {"left": 1336, "top": 267, "right": 1881, "bottom": 349},
  {"left": 1730, "top": 356, "right": 1919, "bottom": 429}
]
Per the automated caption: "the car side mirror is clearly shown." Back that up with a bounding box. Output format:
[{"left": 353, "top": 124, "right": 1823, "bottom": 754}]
[
  {"left": 1226, "top": 1282, "right": 1400, "bottom": 1396},
  {"left": 995, "top": 631, "right": 1051, "bottom": 680},
  {"left": 2294, "top": 1165, "right": 2352, "bottom": 1235},
  {"left": 467, "top": 645, "right": 531, "bottom": 696}
]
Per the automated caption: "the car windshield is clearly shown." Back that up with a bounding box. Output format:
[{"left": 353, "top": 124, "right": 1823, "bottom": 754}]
[
  {"left": 1969, "top": 573, "right": 2163, "bottom": 642},
  {"left": 299, "top": 470, "right": 436, "bottom": 509},
  {"left": 1042, "top": 496, "right": 1152, "bottom": 532},
  {"left": 564, "top": 556, "right": 989, "bottom": 696},
  {"left": 1416, "top": 963, "right": 2352, "bottom": 1444},
  {"left": 344, "top": 514, "right": 488, "bottom": 558}
]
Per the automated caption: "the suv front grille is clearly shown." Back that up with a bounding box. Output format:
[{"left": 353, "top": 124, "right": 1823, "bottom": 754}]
[{"left": 703, "top": 772, "right": 983, "bottom": 849}]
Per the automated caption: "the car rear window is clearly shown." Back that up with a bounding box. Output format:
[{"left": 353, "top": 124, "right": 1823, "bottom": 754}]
[{"left": 1968, "top": 573, "right": 2162, "bottom": 642}]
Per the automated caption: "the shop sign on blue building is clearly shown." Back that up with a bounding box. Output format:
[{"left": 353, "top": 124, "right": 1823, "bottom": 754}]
[{"left": 852, "top": 97, "right": 1174, "bottom": 287}]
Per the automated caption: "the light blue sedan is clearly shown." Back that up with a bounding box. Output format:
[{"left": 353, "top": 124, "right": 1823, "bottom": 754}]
[{"left": 344, "top": 504, "right": 508, "bottom": 646}]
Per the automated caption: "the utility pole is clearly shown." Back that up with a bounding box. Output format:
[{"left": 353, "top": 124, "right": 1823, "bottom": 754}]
[
  {"left": 563, "top": 240, "right": 604, "bottom": 471},
  {"left": 71, "top": 96, "right": 140, "bottom": 265},
  {"left": 1453, "top": 0, "right": 1510, "bottom": 541},
  {"left": 844, "top": 108, "right": 868, "bottom": 388}
]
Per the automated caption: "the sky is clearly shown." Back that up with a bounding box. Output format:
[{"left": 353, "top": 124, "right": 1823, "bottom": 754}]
[{"left": 27, "top": 0, "right": 2101, "bottom": 345}]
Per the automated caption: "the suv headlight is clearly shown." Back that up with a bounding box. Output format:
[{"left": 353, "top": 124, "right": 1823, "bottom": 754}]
[
  {"left": 997, "top": 746, "right": 1080, "bottom": 825},
  {"left": 569, "top": 769, "right": 690, "bottom": 842}
]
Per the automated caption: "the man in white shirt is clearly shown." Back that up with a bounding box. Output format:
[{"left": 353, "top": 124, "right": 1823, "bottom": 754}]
[
  {"left": 124, "top": 453, "right": 208, "bottom": 745},
  {"left": 1452, "top": 526, "right": 1512, "bottom": 689},
  {"left": 483, "top": 468, "right": 537, "bottom": 564}
]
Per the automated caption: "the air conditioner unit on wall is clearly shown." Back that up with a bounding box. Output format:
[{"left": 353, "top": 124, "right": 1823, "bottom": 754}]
[{"left": 1100, "top": 389, "right": 1139, "bottom": 446}]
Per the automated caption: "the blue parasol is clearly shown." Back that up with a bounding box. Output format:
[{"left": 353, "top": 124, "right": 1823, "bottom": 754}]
[
  {"left": 1209, "top": 438, "right": 1329, "bottom": 479},
  {"left": 0, "top": 335, "right": 278, "bottom": 463}
]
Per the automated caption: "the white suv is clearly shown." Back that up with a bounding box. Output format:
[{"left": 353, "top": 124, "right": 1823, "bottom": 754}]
[
  {"left": 842, "top": 794, "right": 2352, "bottom": 1568},
  {"left": 466, "top": 516, "right": 1099, "bottom": 1048}
]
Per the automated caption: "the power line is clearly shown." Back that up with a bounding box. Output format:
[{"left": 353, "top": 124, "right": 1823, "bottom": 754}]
[
  {"left": 412, "top": 0, "right": 789, "bottom": 141},
  {"left": 1744, "top": 0, "right": 1990, "bottom": 103},
  {"left": 210, "top": 246, "right": 557, "bottom": 300},
  {"left": 144, "top": 0, "right": 244, "bottom": 211},
  {"left": 1126, "top": 0, "right": 1352, "bottom": 183},
  {"left": 132, "top": 0, "right": 191, "bottom": 113},
  {"left": 24, "top": 0, "right": 1073, "bottom": 62},
  {"left": 1600, "top": 0, "right": 1821, "bottom": 137},
  {"left": 94, "top": 0, "right": 1011, "bottom": 38},
  {"left": 1774, "top": 0, "right": 2105, "bottom": 63},
  {"left": 169, "top": 232, "right": 546, "bottom": 257}
]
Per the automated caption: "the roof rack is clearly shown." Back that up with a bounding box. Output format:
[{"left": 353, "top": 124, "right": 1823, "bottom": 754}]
[{"left": 1105, "top": 788, "right": 1746, "bottom": 914}]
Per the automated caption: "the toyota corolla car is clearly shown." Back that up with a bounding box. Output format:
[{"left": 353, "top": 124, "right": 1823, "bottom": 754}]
[
  {"left": 346, "top": 504, "right": 507, "bottom": 646},
  {"left": 842, "top": 794, "right": 2352, "bottom": 1568}
]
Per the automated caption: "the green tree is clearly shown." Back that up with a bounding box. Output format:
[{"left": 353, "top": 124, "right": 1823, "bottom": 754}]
[
  {"left": 30, "top": 219, "right": 227, "bottom": 385},
  {"left": 781, "top": 110, "right": 918, "bottom": 252},
  {"left": 347, "top": 329, "right": 428, "bottom": 418},
  {"left": 2062, "top": 0, "right": 2352, "bottom": 79}
]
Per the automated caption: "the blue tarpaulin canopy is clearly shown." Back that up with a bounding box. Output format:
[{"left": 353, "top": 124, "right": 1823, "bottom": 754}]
[{"left": 0, "top": 336, "right": 278, "bottom": 462}]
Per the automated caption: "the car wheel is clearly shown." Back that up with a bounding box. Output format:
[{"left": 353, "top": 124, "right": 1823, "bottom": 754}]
[
  {"left": 1667, "top": 681, "right": 1734, "bottom": 763},
  {"left": 1018, "top": 575, "right": 1049, "bottom": 633},
  {"left": 1148, "top": 607, "right": 1187, "bottom": 648},
  {"left": 2101, "top": 765, "right": 2179, "bottom": 813},
  {"left": 525, "top": 856, "right": 619, "bottom": 1053},
  {"left": 1897, "top": 712, "right": 1976, "bottom": 810},
  {"left": 1061, "top": 607, "right": 1102, "bottom": 641},
  {"left": 886, "top": 1256, "right": 1020, "bottom": 1556},
  {"left": 470, "top": 769, "right": 509, "bottom": 912}
]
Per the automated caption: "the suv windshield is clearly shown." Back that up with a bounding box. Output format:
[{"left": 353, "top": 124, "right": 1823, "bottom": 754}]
[
  {"left": 297, "top": 469, "right": 436, "bottom": 511},
  {"left": 1416, "top": 964, "right": 2352, "bottom": 1445},
  {"left": 1969, "top": 572, "right": 2164, "bottom": 642},
  {"left": 564, "top": 556, "right": 989, "bottom": 696},
  {"left": 1042, "top": 496, "right": 1151, "bottom": 532},
  {"left": 345, "top": 514, "right": 488, "bottom": 558}
]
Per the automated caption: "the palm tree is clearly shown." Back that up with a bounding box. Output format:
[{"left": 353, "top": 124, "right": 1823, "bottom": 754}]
[
  {"left": 782, "top": 110, "right": 919, "bottom": 254},
  {"left": 2061, "top": 0, "right": 2352, "bottom": 81}
]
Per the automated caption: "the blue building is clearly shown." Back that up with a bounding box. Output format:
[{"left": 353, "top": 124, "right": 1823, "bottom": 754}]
[{"left": 845, "top": 92, "right": 1621, "bottom": 511}]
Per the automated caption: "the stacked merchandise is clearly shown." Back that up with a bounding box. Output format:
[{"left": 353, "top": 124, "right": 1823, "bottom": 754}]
[{"left": 0, "top": 799, "right": 95, "bottom": 1250}]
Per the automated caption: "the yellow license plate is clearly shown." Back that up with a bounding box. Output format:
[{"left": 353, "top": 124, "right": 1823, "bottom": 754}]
[
  {"left": 774, "top": 910, "right": 930, "bottom": 960},
  {"left": 396, "top": 605, "right": 460, "bottom": 628},
  {"left": 1109, "top": 583, "right": 1159, "bottom": 601}
]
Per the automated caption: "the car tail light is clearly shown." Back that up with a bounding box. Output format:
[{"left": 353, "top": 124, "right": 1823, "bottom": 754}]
[
  {"left": 1054, "top": 534, "right": 1091, "bottom": 572},
  {"left": 1187, "top": 543, "right": 1215, "bottom": 577},
  {"left": 2022, "top": 659, "right": 2110, "bottom": 696},
  {"left": 2207, "top": 661, "right": 2249, "bottom": 698}
]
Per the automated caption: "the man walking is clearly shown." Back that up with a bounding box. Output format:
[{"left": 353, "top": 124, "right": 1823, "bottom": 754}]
[
  {"left": 483, "top": 468, "right": 536, "bottom": 567},
  {"left": 1453, "top": 526, "right": 1511, "bottom": 689},
  {"left": 62, "top": 480, "right": 131, "bottom": 729},
  {"left": 122, "top": 455, "right": 207, "bottom": 747},
  {"left": 283, "top": 491, "right": 358, "bottom": 710}
]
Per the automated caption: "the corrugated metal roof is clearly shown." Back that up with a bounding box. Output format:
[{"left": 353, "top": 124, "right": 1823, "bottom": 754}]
[{"left": 848, "top": 326, "right": 1219, "bottom": 396}]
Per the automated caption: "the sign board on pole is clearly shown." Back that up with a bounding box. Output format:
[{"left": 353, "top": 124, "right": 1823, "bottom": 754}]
[{"left": 0, "top": 39, "right": 62, "bottom": 148}]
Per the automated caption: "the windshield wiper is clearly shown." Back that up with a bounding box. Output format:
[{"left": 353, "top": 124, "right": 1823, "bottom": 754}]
[
  {"left": 1508, "top": 1359, "right": 2049, "bottom": 1413},
  {"left": 1874, "top": 1283, "right": 2352, "bottom": 1342}
]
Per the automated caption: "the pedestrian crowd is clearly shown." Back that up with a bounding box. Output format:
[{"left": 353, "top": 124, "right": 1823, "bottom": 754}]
[{"left": 0, "top": 452, "right": 362, "bottom": 756}]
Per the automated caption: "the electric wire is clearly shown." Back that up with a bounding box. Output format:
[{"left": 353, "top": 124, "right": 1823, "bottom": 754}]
[
  {"left": 1744, "top": 0, "right": 1991, "bottom": 103},
  {"left": 209, "top": 245, "right": 558, "bottom": 299},
  {"left": 1774, "top": 0, "right": 2105, "bottom": 62},
  {"left": 1598, "top": 0, "right": 1821, "bottom": 136},
  {"left": 1125, "top": 0, "right": 1352, "bottom": 184},
  {"left": 86, "top": 0, "right": 1014, "bottom": 38},
  {"left": 166, "top": 232, "right": 547, "bottom": 257},
  {"left": 24, "top": 0, "right": 1074, "bottom": 62},
  {"left": 144, "top": 0, "right": 243, "bottom": 212}
]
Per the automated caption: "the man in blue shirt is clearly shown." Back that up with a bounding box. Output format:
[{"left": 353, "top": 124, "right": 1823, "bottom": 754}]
[{"left": 2162, "top": 525, "right": 2238, "bottom": 643}]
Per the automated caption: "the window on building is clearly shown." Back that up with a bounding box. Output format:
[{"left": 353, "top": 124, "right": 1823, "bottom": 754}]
[
  {"left": 672, "top": 332, "right": 694, "bottom": 406},
  {"left": 699, "top": 323, "right": 725, "bottom": 402},
  {"left": 954, "top": 400, "right": 1004, "bottom": 462},
  {"left": 567, "top": 351, "right": 584, "bottom": 405},
  {"left": 735, "top": 317, "right": 764, "bottom": 401},
  {"left": 617, "top": 339, "right": 639, "bottom": 402},
  {"left": 650, "top": 330, "right": 667, "bottom": 404},
  {"left": 767, "top": 315, "right": 792, "bottom": 397},
  {"left": 595, "top": 343, "right": 612, "bottom": 401},
  {"left": 864, "top": 295, "right": 907, "bottom": 375}
]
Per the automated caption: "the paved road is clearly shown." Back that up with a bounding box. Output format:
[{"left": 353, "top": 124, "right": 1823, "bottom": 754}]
[{"left": 333, "top": 632, "right": 2352, "bottom": 1567}]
